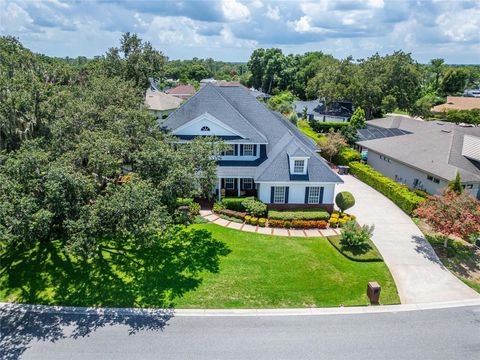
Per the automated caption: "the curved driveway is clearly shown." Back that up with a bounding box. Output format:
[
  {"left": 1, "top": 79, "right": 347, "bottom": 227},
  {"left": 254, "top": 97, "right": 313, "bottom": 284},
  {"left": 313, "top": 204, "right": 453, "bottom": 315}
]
[{"left": 336, "top": 174, "right": 479, "bottom": 304}]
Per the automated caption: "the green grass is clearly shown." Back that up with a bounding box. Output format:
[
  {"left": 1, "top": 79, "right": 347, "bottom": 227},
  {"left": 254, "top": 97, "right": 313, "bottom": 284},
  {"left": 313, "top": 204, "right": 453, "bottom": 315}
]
[
  {"left": 298, "top": 120, "right": 324, "bottom": 145},
  {"left": 218, "top": 214, "right": 244, "bottom": 223},
  {"left": 391, "top": 108, "right": 409, "bottom": 115},
  {"left": 0, "top": 224, "right": 400, "bottom": 308},
  {"left": 327, "top": 236, "right": 383, "bottom": 262},
  {"left": 174, "top": 224, "right": 399, "bottom": 308}
]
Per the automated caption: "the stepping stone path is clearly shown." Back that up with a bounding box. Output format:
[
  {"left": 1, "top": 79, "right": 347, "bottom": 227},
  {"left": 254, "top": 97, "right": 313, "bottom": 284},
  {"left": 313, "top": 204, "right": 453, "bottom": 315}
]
[{"left": 199, "top": 210, "right": 339, "bottom": 238}]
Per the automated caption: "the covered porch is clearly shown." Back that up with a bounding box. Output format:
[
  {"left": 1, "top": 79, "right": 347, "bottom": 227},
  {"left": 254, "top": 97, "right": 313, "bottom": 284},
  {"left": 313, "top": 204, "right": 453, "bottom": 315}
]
[{"left": 216, "top": 177, "right": 257, "bottom": 200}]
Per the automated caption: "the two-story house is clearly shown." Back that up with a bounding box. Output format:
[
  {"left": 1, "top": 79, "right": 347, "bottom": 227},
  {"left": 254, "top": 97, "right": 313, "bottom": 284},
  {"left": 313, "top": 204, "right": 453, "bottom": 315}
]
[{"left": 162, "top": 84, "right": 343, "bottom": 210}]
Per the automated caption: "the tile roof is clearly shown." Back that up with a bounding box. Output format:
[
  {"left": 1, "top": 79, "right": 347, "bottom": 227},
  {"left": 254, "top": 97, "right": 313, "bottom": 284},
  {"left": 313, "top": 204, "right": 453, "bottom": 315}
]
[
  {"left": 431, "top": 96, "right": 480, "bottom": 112},
  {"left": 144, "top": 89, "right": 183, "bottom": 111},
  {"left": 357, "top": 117, "right": 480, "bottom": 182},
  {"left": 166, "top": 84, "right": 196, "bottom": 96}
]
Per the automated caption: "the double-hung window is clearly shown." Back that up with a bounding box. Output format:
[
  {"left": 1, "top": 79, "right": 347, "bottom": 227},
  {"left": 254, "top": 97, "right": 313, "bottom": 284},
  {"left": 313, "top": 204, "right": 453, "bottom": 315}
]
[
  {"left": 308, "top": 186, "right": 321, "bottom": 204},
  {"left": 242, "top": 178, "right": 253, "bottom": 190},
  {"left": 273, "top": 186, "right": 286, "bottom": 204},
  {"left": 293, "top": 160, "right": 305, "bottom": 173},
  {"left": 225, "top": 178, "right": 235, "bottom": 189},
  {"left": 243, "top": 144, "right": 254, "bottom": 156}
]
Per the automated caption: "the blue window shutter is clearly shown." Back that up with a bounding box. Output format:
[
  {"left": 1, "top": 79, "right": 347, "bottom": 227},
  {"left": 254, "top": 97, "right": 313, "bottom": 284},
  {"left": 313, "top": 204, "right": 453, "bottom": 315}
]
[
  {"left": 304, "top": 187, "right": 309, "bottom": 204},
  {"left": 234, "top": 144, "right": 238, "bottom": 156},
  {"left": 240, "top": 144, "right": 244, "bottom": 156},
  {"left": 285, "top": 187, "right": 289, "bottom": 204},
  {"left": 253, "top": 145, "right": 257, "bottom": 156},
  {"left": 319, "top": 187, "right": 324, "bottom": 204},
  {"left": 270, "top": 187, "right": 275, "bottom": 203}
]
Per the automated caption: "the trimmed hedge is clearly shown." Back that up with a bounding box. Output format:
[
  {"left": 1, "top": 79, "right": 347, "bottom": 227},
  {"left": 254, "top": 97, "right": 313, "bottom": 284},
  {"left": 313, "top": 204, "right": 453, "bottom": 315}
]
[
  {"left": 268, "top": 219, "right": 328, "bottom": 229},
  {"left": 309, "top": 121, "right": 350, "bottom": 133},
  {"left": 268, "top": 210, "right": 330, "bottom": 221},
  {"left": 349, "top": 162, "right": 424, "bottom": 214},
  {"left": 333, "top": 147, "right": 361, "bottom": 166},
  {"left": 221, "top": 197, "right": 246, "bottom": 211}
]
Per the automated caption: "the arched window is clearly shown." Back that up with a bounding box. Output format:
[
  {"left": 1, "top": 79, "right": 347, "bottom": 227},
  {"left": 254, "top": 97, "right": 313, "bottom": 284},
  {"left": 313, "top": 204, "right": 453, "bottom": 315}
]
[{"left": 201, "top": 126, "right": 210, "bottom": 132}]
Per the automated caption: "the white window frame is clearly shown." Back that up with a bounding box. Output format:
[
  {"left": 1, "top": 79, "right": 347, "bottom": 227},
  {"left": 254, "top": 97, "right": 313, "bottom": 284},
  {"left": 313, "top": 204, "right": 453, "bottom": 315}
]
[
  {"left": 308, "top": 186, "right": 321, "bottom": 204},
  {"left": 222, "top": 144, "right": 234, "bottom": 156},
  {"left": 293, "top": 159, "right": 305, "bottom": 173},
  {"left": 242, "top": 178, "right": 253, "bottom": 190},
  {"left": 243, "top": 144, "right": 254, "bottom": 156},
  {"left": 225, "top": 178, "right": 235, "bottom": 189},
  {"left": 273, "top": 186, "right": 286, "bottom": 204}
]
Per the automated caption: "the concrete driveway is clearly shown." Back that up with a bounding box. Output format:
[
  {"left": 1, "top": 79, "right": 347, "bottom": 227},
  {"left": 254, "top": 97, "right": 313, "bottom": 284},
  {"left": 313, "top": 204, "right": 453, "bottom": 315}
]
[{"left": 336, "top": 174, "right": 479, "bottom": 304}]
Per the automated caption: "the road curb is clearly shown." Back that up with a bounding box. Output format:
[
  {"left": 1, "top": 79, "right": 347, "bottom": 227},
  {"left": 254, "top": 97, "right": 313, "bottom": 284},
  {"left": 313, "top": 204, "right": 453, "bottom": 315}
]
[{"left": 1, "top": 299, "right": 480, "bottom": 317}]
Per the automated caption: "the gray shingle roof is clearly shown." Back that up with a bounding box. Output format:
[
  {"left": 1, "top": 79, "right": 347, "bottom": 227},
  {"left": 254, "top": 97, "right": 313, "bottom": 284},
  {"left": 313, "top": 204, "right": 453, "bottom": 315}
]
[
  {"left": 163, "top": 84, "right": 342, "bottom": 184},
  {"left": 357, "top": 117, "right": 480, "bottom": 182},
  {"left": 163, "top": 85, "right": 267, "bottom": 144}
]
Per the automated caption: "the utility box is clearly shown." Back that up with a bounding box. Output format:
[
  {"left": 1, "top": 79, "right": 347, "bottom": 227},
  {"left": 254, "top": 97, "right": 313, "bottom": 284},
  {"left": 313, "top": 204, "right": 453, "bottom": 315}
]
[{"left": 367, "top": 281, "right": 381, "bottom": 304}]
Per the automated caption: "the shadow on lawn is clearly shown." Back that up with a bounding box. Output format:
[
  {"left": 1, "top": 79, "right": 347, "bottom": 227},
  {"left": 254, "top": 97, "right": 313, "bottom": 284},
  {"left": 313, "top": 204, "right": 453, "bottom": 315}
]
[
  {"left": 339, "top": 239, "right": 372, "bottom": 256},
  {"left": 0, "top": 228, "right": 229, "bottom": 359}
]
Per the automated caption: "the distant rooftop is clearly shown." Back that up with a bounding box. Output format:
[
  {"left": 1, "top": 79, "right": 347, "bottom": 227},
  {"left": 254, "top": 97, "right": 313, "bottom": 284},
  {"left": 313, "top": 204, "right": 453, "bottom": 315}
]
[
  {"left": 144, "top": 89, "right": 183, "bottom": 111},
  {"left": 431, "top": 96, "right": 480, "bottom": 112}
]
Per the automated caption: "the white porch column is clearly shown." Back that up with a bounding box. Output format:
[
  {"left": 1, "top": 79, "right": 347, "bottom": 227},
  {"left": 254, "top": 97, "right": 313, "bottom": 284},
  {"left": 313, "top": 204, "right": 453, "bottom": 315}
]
[
  {"left": 237, "top": 178, "right": 241, "bottom": 197},
  {"left": 218, "top": 177, "right": 222, "bottom": 201}
]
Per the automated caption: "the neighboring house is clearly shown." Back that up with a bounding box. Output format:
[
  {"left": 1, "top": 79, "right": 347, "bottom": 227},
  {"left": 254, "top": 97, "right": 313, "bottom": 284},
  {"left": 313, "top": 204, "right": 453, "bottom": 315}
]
[
  {"left": 162, "top": 84, "right": 343, "bottom": 210},
  {"left": 249, "top": 88, "right": 272, "bottom": 101},
  {"left": 144, "top": 88, "right": 183, "bottom": 119},
  {"left": 356, "top": 116, "right": 480, "bottom": 199},
  {"left": 431, "top": 96, "right": 480, "bottom": 112},
  {"left": 293, "top": 100, "right": 353, "bottom": 122},
  {"left": 464, "top": 89, "right": 480, "bottom": 98},
  {"left": 166, "top": 84, "right": 196, "bottom": 99}
]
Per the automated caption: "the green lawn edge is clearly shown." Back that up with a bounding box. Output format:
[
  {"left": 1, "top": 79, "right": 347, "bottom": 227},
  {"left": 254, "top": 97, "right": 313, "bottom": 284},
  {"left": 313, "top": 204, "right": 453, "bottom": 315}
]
[{"left": 327, "top": 235, "right": 384, "bottom": 262}]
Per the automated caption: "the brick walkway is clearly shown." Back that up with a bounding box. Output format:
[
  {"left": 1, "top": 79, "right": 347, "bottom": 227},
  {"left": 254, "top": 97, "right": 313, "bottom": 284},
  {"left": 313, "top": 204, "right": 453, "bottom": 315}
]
[{"left": 199, "top": 210, "right": 339, "bottom": 237}]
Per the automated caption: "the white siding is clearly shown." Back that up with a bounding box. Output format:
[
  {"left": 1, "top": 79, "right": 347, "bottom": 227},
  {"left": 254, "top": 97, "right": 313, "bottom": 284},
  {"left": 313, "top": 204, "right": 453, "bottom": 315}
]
[
  {"left": 366, "top": 150, "right": 449, "bottom": 194},
  {"left": 257, "top": 182, "right": 336, "bottom": 204}
]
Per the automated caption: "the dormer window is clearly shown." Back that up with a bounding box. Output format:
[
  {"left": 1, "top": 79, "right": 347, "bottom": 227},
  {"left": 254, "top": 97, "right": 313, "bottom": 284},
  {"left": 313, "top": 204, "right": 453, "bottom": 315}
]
[
  {"left": 293, "top": 159, "right": 305, "bottom": 173},
  {"left": 243, "top": 144, "right": 254, "bottom": 156},
  {"left": 201, "top": 126, "right": 210, "bottom": 132}
]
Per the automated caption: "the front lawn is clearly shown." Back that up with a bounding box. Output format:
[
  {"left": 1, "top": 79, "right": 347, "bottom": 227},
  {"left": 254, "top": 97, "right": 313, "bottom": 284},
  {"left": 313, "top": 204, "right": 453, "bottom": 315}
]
[
  {"left": 0, "top": 224, "right": 399, "bottom": 308},
  {"left": 327, "top": 235, "right": 383, "bottom": 262},
  {"left": 175, "top": 224, "right": 399, "bottom": 307}
]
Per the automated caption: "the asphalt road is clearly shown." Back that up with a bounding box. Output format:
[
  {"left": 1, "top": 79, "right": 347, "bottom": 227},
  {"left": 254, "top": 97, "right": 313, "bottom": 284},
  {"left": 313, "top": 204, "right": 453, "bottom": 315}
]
[{"left": 1, "top": 305, "right": 480, "bottom": 360}]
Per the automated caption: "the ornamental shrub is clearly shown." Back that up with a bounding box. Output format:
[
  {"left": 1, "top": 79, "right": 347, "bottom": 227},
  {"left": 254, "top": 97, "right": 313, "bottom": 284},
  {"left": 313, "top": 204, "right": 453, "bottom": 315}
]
[
  {"left": 329, "top": 218, "right": 338, "bottom": 228},
  {"left": 250, "top": 217, "right": 258, "bottom": 225},
  {"left": 268, "top": 209, "right": 330, "bottom": 221},
  {"left": 176, "top": 198, "right": 200, "bottom": 215},
  {"left": 244, "top": 215, "right": 252, "bottom": 223},
  {"left": 349, "top": 162, "right": 425, "bottom": 215},
  {"left": 341, "top": 221, "right": 375, "bottom": 247},
  {"left": 335, "top": 191, "right": 355, "bottom": 212},
  {"left": 213, "top": 202, "right": 225, "bottom": 213},
  {"left": 242, "top": 197, "right": 267, "bottom": 217},
  {"left": 258, "top": 218, "right": 266, "bottom": 227},
  {"left": 333, "top": 147, "right": 361, "bottom": 166}
]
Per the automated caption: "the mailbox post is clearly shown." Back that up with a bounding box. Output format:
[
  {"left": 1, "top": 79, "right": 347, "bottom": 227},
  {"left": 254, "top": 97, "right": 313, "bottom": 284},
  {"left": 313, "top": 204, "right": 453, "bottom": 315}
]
[{"left": 367, "top": 281, "right": 381, "bottom": 304}]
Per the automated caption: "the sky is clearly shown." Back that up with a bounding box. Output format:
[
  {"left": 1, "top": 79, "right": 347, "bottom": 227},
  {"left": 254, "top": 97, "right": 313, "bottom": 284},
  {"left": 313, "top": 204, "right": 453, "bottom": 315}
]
[{"left": 1, "top": 0, "right": 479, "bottom": 64}]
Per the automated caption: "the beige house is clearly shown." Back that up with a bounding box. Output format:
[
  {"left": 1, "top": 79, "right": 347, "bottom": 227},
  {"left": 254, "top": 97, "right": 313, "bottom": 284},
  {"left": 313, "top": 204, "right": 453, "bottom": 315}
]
[
  {"left": 431, "top": 96, "right": 480, "bottom": 113},
  {"left": 144, "top": 89, "right": 183, "bottom": 119}
]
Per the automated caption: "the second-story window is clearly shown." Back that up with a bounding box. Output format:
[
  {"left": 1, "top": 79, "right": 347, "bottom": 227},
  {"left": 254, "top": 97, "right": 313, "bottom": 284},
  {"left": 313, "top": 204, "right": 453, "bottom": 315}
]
[
  {"left": 293, "top": 160, "right": 305, "bottom": 173},
  {"left": 243, "top": 144, "right": 254, "bottom": 156}
]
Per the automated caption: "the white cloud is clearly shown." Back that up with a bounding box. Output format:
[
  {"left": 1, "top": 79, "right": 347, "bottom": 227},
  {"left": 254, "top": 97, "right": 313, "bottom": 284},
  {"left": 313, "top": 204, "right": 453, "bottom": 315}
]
[
  {"left": 0, "top": 2, "right": 33, "bottom": 33},
  {"left": 266, "top": 4, "right": 281, "bottom": 20},
  {"left": 221, "top": 0, "right": 251, "bottom": 22},
  {"left": 288, "top": 16, "right": 328, "bottom": 34},
  {"left": 436, "top": 8, "right": 480, "bottom": 43}
]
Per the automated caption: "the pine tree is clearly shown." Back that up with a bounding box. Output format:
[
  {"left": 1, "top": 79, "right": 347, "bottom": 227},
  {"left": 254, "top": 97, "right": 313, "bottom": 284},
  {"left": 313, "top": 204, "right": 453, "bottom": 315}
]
[{"left": 448, "top": 172, "right": 463, "bottom": 194}]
